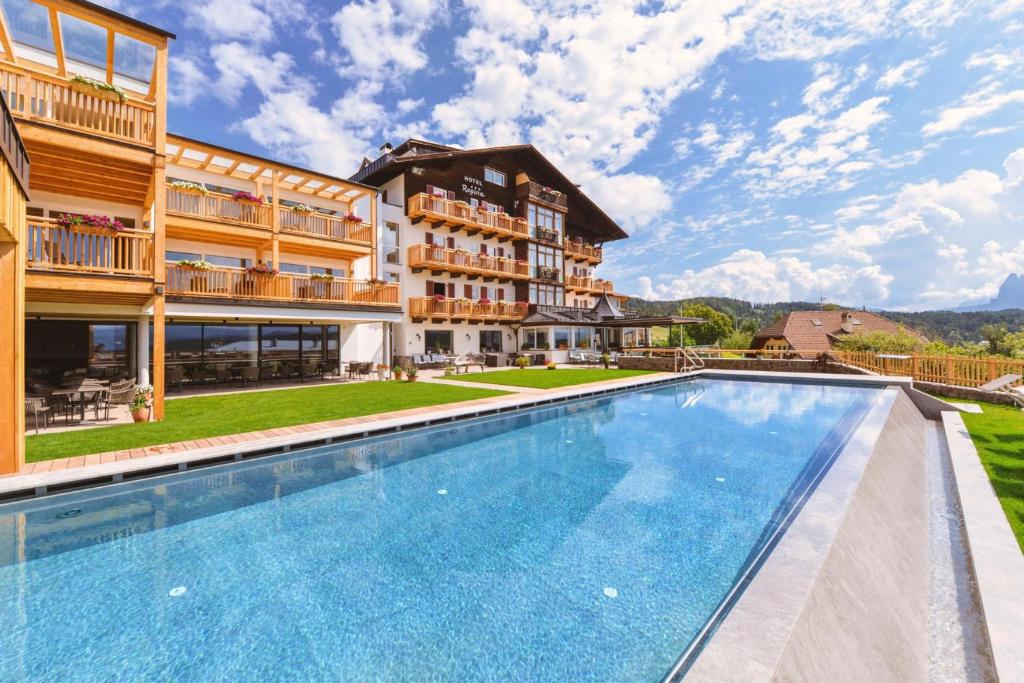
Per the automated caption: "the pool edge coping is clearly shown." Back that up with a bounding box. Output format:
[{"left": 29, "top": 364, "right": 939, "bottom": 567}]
[
  {"left": 675, "top": 385, "right": 903, "bottom": 680},
  {"left": 941, "top": 411, "right": 1024, "bottom": 682}
]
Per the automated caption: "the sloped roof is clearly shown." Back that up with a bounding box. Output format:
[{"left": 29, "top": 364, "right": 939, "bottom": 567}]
[
  {"left": 751, "top": 310, "right": 927, "bottom": 356},
  {"left": 351, "top": 139, "right": 628, "bottom": 242}
]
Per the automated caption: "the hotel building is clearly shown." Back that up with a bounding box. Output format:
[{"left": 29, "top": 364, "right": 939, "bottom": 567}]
[
  {"left": 0, "top": 0, "right": 398, "bottom": 473},
  {"left": 352, "top": 140, "right": 648, "bottom": 364}
]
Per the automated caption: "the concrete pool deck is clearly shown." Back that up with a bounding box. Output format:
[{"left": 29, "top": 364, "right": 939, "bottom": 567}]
[{"left": 3, "top": 369, "right": 1020, "bottom": 682}]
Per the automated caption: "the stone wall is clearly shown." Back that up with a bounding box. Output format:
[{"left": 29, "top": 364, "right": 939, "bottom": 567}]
[
  {"left": 915, "top": 381, "right": 1019, "bottom": 406},
  {"left": 617, "top": 356, "right": 870, "bottom": 376}
]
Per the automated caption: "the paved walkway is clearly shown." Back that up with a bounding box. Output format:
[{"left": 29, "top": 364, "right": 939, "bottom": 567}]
[{"left": 4, "top": 372, "right": 677, "bottom": 492}]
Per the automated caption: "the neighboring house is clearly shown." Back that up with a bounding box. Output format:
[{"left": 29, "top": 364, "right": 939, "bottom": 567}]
[
  {"left": 750, "top": 310, "right": 927, "bottom": 358},
  {"left": 352, "top": 140, "right": 646, "bottom": 363}
]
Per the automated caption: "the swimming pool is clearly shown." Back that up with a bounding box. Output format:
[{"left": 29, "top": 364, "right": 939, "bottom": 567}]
[{"left": 0, "top": 378, "right": 881, "bottom": 681}]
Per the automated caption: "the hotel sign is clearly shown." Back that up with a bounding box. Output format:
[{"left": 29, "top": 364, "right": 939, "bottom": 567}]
[{"left": 461, "top": 175, "right": 485, "bottom": 198}]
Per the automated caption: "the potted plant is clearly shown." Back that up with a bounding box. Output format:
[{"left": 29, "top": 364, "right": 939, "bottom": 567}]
[
  {"left": 541, "top": 342, "right": 551, "bottom": 351},
  {"left": 176, "top": 259, "right": 214, "bottom": 270},
  {"left": 546, "top": 361, "right": 557, "bottom": 370},
  {"left": 521, "top": 342, "right": 531, "bottom": 351},
  {"left": 291, "top": 203, "right": 316, "bottom": 214},
  {"left": 246, "top": 263, "right": 278, "bottom": 276},
  {"left": 406, "top": 367, "right": 419, "bottom": 382},
  {"left": 392, "top": 365, "right": 404, "bottom": 381},
  {"left": 130, "top": 387, "right": 151, "bottom": 423},
  {"left": 70, "top": 74, "right": 126, "bottom": 102},
  {"left": 375, "top": 363, "right": 389, "bottom": 380},
  {"left": 342, "top": 212, "right": 363, "bottom": 223},
  {"left": 514, "top": 355, "right": 530, "bottom": 369},
  {"left": 600, "top": 353, "right": 611, "bottom": 369}
]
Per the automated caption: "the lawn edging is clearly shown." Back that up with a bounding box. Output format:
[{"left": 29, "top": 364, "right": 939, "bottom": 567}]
[{"left": 941, "top": 411, "right": 1024, "bottom": 681}]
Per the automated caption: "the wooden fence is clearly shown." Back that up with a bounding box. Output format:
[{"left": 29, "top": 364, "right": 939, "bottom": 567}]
[{"left": 834, "top": 351, "right": 1024, "bottom": 388}]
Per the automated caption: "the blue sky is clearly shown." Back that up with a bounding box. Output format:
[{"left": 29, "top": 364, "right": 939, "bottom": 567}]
[{"left": 105, "top": 0, "right": 1024, "bottom": 310}]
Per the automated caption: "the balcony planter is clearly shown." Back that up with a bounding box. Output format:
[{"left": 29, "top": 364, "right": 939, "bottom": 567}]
[
  {"left": 291, "top": 203, "right": 316, "bottom": 215},
  {"left": 232, "top": 191, "right": 264, "bottom": 204},
  {"left": 342, "top": 213, "right": 363, "bottom": 223},
  {"left": 169, "top": 180, "right": 208, "bottom": 195},
  {"left": 56, "top": 213, "right": 128, "bottom": 233},
  {"left": 70, "top": 75, "right": 126, "bottom": 103},
  {"left": 310, "top": 273, "right": 335, "bottom": 282}
]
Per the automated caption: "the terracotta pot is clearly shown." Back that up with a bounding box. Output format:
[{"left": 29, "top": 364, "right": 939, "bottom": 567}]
[
  {"left": 131, "top": 407, "right": 150, "bottom": 423},
  {"left": 408, "top": 375, "right": 418, "bottom": 383}
]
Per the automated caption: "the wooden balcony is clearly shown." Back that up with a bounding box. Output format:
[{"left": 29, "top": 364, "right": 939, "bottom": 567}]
[
  {"left": 409, "top": 297, "right": 528, "bottom": 323},
  {"left": 565, "top": 275, "right": 614, "bottom": 294},
  {"left": 0, "top": 66, "right": 156, "bottom": 148},
  {"left": 167, "top": 265, "right": 400, "bottom": 307},
  {"left": 25, "top": 217, "right": 153, "bottom": 278},
  {"left": 407, "top": 244, "right": 530, "bottom": 281},
  {"left": 564, "top": 239, "right": 603, "bottom": 263},
  {"left": 407, "top": 193, "right": 529, "bottom": 241},
  {"left": 166, "top": 185, "right": 272, "bottom": 229},
  {"left": 279, "top": 209, "right": 373, "bottom": 245}
]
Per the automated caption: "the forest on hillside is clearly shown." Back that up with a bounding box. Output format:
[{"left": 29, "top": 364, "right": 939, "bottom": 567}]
[{"left": 624, "top": 296, "right": 1024, "bottom": 344}]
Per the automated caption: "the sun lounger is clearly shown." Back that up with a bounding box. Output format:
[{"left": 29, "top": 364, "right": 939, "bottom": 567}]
[{"left": 978, "top": 374, "right": 1024, "bottom": 407}]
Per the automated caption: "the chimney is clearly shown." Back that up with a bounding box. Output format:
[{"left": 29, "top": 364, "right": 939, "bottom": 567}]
[
  {"left": 840, "top": 311, "right": 854, "bottom": 334},
  {"left": 379, "top": 142, "right": 393, "bottom": 154}
]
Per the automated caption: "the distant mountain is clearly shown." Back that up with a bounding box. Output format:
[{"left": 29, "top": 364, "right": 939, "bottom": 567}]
[
  {"left": 624, "top": 295, "right": 1024, "bottom": 344},
  {"left": 956, "top": 274, "right": 1024, "bottom": 311}
]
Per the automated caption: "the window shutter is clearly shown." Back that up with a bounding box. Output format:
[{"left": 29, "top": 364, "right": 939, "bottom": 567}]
[
  {"left": 446, "top": 190, "right": 456, "bottom": 200},
  {"left": 497, "top": 287, "right": 505, "bottom": 300},
  {"left": 495, "top": 205, "right": 504, "bottom": 214},
  {"left": 426, "top": 184, "right": 435, "bottom": 196},
  {"left": 447, "top": 282, "right": 455, "bottom": 298},
  {"left": 426, "top": 280, "right": 434, "bottom": 295},
  {"left": 464, "top": 284, "right": 472, "bottom": 298},
  {"left": 425, "top": 231, "right": 433, "bottom": 245},
  {"left": 480, "top": 286, "right": 488, "bottom": 299},
  {"left": 479, "top": 244, "right": 487, "bottom": 254},
  {"left": 446, "top": 237, "right": 455, "bottom": 249}
]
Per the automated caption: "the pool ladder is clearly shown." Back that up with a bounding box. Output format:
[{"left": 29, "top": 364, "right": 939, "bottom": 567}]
[{"left": 674, "top": 347, "right": 705, "bottom": 373}]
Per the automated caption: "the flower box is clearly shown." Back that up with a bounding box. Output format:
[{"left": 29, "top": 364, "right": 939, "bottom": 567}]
[
  {"left": 232, "top": 191, "right": 264, "bottom": 204},
  {"left": 176, "top": 259, "right": 214, "bottom": 271},
  {"left": 70, "top": 75, "right": 126, "bottom": 103},
  {"left": 342, "top": 213, "right": 363, "bottom": 223},
  {"left": 246, "top": 263, "right": 278, "bottom": 275},
  {"left": 56, "top": 213, "right": 128, "bottom": 232},
  {"left": 169, "top": 180, "right": 208, "bottom": 195}
]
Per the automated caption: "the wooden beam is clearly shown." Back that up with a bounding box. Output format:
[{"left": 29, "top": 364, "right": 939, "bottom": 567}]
[
  {"left": 105, "top": 28, "right": 115, "bottom": 83},
  {"left": 37, "top": 0, "right": 168, "bottom": 47},
  {"left": 0, "top": 4, "right": 13, "bottom": 63},
  {"left": 247, "top": 166, "right": 267, "bottom": 181},
  {"left": 225, "top": 159, "right": 243, "bottom": 176},
  {"left": 198, "top": 152, "right": 214, "bottom": 170},
  {"left": 289, "top": 177, "right": 311, "bottom": 192},
  {"left": 170, "top": 145, "right": 186, "bottom": 165},
  {"left": 49, "top": 9, "right": 66, "bottom": 76},
  {"left": 271, "top": 171, "right": 280, "bottom": 269},
  {"left": 369, "top": 191, "right": 378, "bottom": 280}
]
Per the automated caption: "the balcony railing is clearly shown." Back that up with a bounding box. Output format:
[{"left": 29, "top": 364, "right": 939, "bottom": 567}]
[
  {"left": 26, "top": 217, "right": 153, "bottom": 277},
  {"left": 566, "top": 275, "right": 614, "bottom": 293},
  {"left": 166, "top": 265, "right": 399, "bottom": 306},
  {"left": 279, "top": 209, "right": 373, "bottom": 245},
  {"left": 408, "top": 244, "right": 530, "bottom": 280},
  {"left": 408, "top": 297, "right": 528, "bottom": 322},
  {"left": 407, "top": 193, "right": 529, "bottom": 240},
  {"left": 535, "top": 227, "right": 561, "bottom": 244},
  {"left": 564, "top": 239, "right": 602, "bottom": 262},
  {"left": 166, "top": 185, "right": 273, "bottom": 229},
  {"left": 0, "top": 66, "right": 155, "bottom": 147},
  {"left": 536, "top": 265, "right": 561, "bottom": 281}
]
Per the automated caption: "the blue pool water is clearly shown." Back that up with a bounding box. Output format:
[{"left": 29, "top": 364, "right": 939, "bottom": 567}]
[{"left": 0, "top": 378, "right": 880, "bottom": 681}]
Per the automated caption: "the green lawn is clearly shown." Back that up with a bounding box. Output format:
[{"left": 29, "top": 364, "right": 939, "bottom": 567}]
[
  {"left": 439, "top": 368, "right": 655, "bottom": 389},
  {"left": 941, "top": 397, "right": 1024, "bottom": 552},
  {"left": 26, "top": 382, "right": 507, "bottom": 463}
]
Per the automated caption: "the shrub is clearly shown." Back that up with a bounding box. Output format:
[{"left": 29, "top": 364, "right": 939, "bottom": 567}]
[{"left": 514, "top": 356, "right": 530, "bottom": 369}]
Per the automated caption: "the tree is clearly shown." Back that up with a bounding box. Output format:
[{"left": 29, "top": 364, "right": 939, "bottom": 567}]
[
  {"left": 678, "top": 303, "right": 734, "bottom": 345},
  {"left": 980, "top": 324, "right": 1008, "bottom": 353}
]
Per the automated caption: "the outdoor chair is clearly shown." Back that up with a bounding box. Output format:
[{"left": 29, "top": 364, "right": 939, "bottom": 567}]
[
  {"left": 239, "top": 366, "right": 259, "bottom": 387},
  {"left": 320, "top": 361, "right": 339, "bottom": 379},
  {"left": 215, "top": 367, "right": 233, "bottom": 384},
  {"left": 430, "top": 353, "right": 447, "bottom": 367},
  {"left": 301, "top": 362, "right": 320, "bottom": 382},
  {"left": 260, "top": 364, "right": 277, "bottom": 382},
  {"left": 454, "top": 354, "right": 486, "bottom": 373},
  {"left": 568, "top": 350, "right": 585, "bottom": 365},
  {"left": 96, "top": 383, "right": 138, "bottom": 421},
  {"left": 25, "top": 397, "right": 51, "bottom": 434},
  {"left": 165, "top": 367, "right": 184, "bottom": 393}
]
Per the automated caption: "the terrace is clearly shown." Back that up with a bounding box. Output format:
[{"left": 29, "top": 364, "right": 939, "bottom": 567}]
[
  {"left": 564, "top": 238, "right": 603, "bottom": 263},
  {"left": 407, "top": 243, "right": 530, "bottom": 280},
  {"left": 25, "top": 215, "right": 153, "bottom": 277},
  {"left": 565, "top": 274, "right": 615, "bottom": 293},
  {"left": 407, "top": 192, "right": 530, "bottom": 241},
  {"left": 166, "top": 264, "right": 399, "bottom": 307}
]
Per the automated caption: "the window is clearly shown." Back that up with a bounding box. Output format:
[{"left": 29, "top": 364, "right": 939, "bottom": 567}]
[
  {"left": 61, "top": 13, "right": 108, "bottom": 70},
  {"left": 529, "top": 283, "right": 563, "bottom": 306},
  {"left": 480, "top": 330, "right": 502, "bottom": 353},
  {"left": 524, "top": 329, "right": 549, "bottom": 350},
  {"left": 2, "top": 0, "right": 52, "bottom": 52},
  {"left": 554, "top": 327, "right": 571, "bottom": 350},
  {"left": 279, "top": 262, "right": 308, "bottom": 275},
  {"left": 484, "top": 167, "right": 506, "bottom": 187},
  {"left": 382, "top": 271, "right": 400, "bottom": 283},
  {"left": 528, "top": 203, "right": 564, "bottom": 241},
  {"left": 424, "top": 330, "right": 453, "bottom": 353},
  {"left": 575, "top": 327, "right": 594, "bottom": 350},
  {"left": 261, "top": 325, "right": 301, "bottom": 363},
  {"left": 383, "top": 221, "right": 399, "bottom": 246},
  {"left": 203, "top": 325, "right": 258, "bottom": 367},
  {"left": 166, "top": 250, "right": 201, "bottom": 262},
  {"left": 113, "top": 33, "right": 156, "bottom": 83}
]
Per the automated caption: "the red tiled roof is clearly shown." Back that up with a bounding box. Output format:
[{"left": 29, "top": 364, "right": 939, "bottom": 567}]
[{"left": 751, "top": 310, "right": 926, "bottom": 358}]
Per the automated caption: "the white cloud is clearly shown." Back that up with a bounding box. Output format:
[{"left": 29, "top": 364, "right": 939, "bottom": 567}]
[
  {"left": 637, "top": 249, "right": 894, "bottom": 304},
  {"left": 922, "top": 81, "right": 1024, "bottom": 136},
  {"left": 331, "top": 0, "right": 444, "bottom": 85},
  {"left": 876, "top": 58, "right": 927, "bottom": 89},
  {"left": 185, "top": 0, "right": 305, "bottom": 44}
]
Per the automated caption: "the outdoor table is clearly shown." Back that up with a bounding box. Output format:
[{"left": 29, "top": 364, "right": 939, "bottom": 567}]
[{"left": 52, "top": 379, "right": 108, "bottom": 422}]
